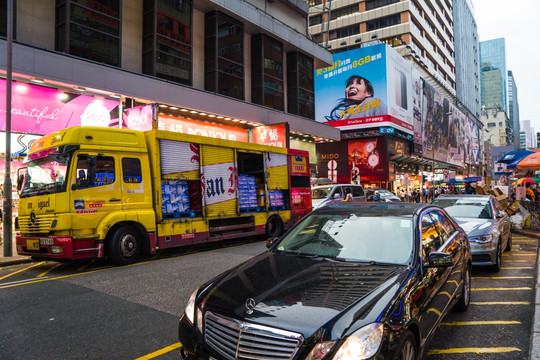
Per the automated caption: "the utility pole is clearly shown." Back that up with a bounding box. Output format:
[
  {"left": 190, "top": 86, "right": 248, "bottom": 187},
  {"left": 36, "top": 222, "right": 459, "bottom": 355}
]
[{"left": 3, "top": 0, "right": 13, "bottom": 257}]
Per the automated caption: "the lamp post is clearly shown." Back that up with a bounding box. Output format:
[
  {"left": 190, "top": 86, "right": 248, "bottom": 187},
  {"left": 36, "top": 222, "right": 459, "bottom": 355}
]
[{"left": 3, "top": 0, "right": 13, "bottom": 257}]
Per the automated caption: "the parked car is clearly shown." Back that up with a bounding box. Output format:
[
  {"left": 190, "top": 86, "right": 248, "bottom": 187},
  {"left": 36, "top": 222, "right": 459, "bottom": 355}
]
[
  {"left": 366, "top": 188, "right": 401, "bottom": 202},
  {"left": 432, "top": 194, "right": 511, "bottom": 272},
  {"left": 178, "top": 203, "right": 471, "bottom": 360},
  {"left": 311, "top": 184, "right": 366, "bottom": 209}
]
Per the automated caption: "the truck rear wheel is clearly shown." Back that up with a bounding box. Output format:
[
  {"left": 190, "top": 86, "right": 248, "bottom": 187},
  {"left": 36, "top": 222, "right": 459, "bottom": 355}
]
[
  {"left": 107, "top": 225, "right": 141, "bottom": 266},
  {"left": 266, "top": 215, "right": 283, "bottom": 238}
]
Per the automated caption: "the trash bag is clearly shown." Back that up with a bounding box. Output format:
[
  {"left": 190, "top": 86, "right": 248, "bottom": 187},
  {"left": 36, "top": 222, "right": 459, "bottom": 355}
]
[{"left": 510, "top": 213, "right": 524, "bottom": 230}]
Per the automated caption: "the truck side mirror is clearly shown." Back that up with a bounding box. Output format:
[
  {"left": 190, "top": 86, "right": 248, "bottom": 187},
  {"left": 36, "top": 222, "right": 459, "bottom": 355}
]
[{"left": 17, "top": 174, "right": 24, "bottom": 192}]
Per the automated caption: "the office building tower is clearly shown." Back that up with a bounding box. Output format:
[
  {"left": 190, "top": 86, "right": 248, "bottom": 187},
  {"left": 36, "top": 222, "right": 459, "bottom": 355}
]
[
  {"left": 508, "top": 70, "right": 520, "bottom": 148},
  {"left": 479, "top": 38, "right": 508, "bottom": 113}
]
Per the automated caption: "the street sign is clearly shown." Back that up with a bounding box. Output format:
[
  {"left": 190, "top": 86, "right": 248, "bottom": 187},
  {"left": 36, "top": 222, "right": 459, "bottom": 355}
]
[
  {"left": 443, "top": 169, "right": 449, "bottom": 175},
  {"left": 404, "top": 173, "right": 410, "bottom": 179}
]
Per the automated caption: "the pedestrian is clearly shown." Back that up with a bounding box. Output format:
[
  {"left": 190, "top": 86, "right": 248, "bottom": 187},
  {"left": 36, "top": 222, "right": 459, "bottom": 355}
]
[
  {"left": 423, "top": 188, "right": 430, "bottom": 202},
  {"left": 526, "top": 183, "right": 535, "bottom": 201},
  {"left": 406, "top": 188, "right": 412, "bottom": 202},
  {"left": 415, "top": 189, "right": 420, "bottom": 203},
  {"left": 400, "top": 188, "right": 406, "bottom": 202}
]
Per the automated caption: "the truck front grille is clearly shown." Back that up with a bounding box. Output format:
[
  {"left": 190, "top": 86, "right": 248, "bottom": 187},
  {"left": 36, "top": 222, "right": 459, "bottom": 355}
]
[
  {"left": 204, "top": 312, "right": 303, "bottom": 360},
  {"left": 18, "top": 215, "right": 55, "bottom": 234}
]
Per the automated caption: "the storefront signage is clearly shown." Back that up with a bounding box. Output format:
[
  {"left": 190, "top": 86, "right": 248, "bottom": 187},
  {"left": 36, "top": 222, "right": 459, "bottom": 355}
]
[
  {"left": 252, "top": 124, "right": 287, "bottom": 148},
  {"left": 123, "top": 105, "right": 153, "bottom": 131},
  {"left": 0, "top": 80, "right": 119, "bottom": 135},
  {"left": 380, "top": 127, "right": 395, "bottom": 134},
  {"left": 0, "top": 133, "right": 42, "bottom": 157},
  {"left": 158, "top": 114, "right": 249, "bottom": 142}
]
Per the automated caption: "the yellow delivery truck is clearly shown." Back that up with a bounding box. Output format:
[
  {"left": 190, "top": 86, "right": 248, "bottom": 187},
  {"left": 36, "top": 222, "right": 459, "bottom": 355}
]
[{"left": 15, "top": 127, "right": 311, "bottom": 265}]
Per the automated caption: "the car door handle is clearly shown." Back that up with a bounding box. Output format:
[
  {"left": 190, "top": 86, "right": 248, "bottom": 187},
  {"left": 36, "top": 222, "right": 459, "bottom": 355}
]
[{"left": 110, "top": 198, "right": 122, "bottom": 202}]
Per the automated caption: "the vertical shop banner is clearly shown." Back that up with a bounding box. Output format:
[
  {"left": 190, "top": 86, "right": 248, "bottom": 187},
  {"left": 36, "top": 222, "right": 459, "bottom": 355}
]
[
  {"left": 411, "top": 68, "right": 423, "bottom": 144},
  {"left": 123, "top": 105, "right": 154, "bottom": 131},
  {"left": 348, "top": 137, "right": 388, "bottom": 182},
  {"left": 0, "top": 80, "right": 119, "bottom": 134},
  {"left": 314, "top": 43, "right": 414, "bottom": 135}
]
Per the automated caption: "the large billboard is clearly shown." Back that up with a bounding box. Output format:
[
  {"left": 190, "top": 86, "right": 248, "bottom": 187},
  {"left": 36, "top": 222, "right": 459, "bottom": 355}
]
[
  {"left": 314, "top": 43, "right": 415, "bottom": 135},
  {"left": 422, "top": 82, "right": 480, "bottom": 167},
  {"left": 0, "top": 80, "right": 119, "bottom": 134}
]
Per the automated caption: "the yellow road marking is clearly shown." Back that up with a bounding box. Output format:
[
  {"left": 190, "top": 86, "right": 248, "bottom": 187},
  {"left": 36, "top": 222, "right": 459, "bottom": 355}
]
[
  {"left": 427, "top": 308, "right": 442, "bottom": 316},
  {"left": 471, "top": 301, "right": 529, "bottom": 305},
  {"left": 135, "top": 342, "right": 182, "bottom": 359},
  {"left": 501, "top": 267, "right": 533, "bottom": 269},
  {"left": 37, "top": 262, "right": 64, "bottom": 278},
  {"left": 441, "top": 320, "right": 520, "bottom": 326},
  {"left": 0, "top": 262, "right": 45, "bottom": 281},
  {"left": 472, "top": 276, "right": 533, "bottom": 279},
  {"left": 504, "top": 260, "right": 529, "bottom": 262},
  {"left": 503, "top": 253, "right": 536, "bottom": 256},
  {"left": 428, "top": 347, "right": 521, "bottom": 355},
  {"left": 472, "top": 287, "right": 532, "bottom": 291},
  {"left": 77, "top": 260, "right": 96, "bottom": 272}
]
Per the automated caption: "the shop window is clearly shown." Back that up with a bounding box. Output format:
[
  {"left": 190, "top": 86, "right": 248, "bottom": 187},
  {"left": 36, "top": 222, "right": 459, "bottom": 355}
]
[
  {"left": 287, "top": 52, "right": 314, "bottom": 119},
  {"left": 205, "top": 11, "right": 244, "bottom": 100},
  {"left": 0, "top": 0, "right": 17, "bottom": 38},
  {"left": 122, "top": 158, "right": 142, "bottom": 183},
  {"left": 252, "top": 34, "right": 284, "bottom": 111},
  {"left": 142, "top": 0, "right": 192, "bottom": 86},
  {"left": 55, "top": 0, "right": 121, "bottom": 67}
]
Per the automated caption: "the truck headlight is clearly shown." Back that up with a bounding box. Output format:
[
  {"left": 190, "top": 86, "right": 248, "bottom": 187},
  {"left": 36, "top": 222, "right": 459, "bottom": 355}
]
[{"left": 334, "top": 323, "right": 384, "bottom": 359}]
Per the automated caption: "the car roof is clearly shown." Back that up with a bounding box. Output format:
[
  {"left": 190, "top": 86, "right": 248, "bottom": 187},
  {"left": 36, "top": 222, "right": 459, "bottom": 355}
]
[
  {"left": 313, "top": 202, "right": 435, "bottom": 217},
  {"left": 312, "top": 184, "right": 363, "bottom": 189},
  {"left": 434, "top": 194, "right": 493, "bottom": 200}
]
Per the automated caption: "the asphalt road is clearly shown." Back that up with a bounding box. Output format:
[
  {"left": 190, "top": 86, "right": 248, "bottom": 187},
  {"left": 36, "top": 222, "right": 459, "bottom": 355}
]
[{"left": 0, "top": 233, "right": 537, "bottom": 360}]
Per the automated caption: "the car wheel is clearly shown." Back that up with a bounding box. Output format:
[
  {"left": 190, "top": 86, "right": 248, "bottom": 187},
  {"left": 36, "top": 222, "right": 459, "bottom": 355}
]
[
  {"left": 392, "top": 330, "right": 417, "bottom": 360},
  {"left": 505, "top": 231, "right": 512, "bottom": 252},
  {"left": 107, "top": 225, "right": 141, "bottom": 266},
  {"left": 266, "top": 215, "right": 284, "bottom": 238},
  {"left": 490, "top": 241, "right": 502, "bottom": 272},
  {"left": 455, "top": 265, "right": 471, "bottom": 311}
]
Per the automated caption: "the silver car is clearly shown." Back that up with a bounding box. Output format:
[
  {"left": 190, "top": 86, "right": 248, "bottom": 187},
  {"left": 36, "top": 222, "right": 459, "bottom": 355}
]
[
  {"left": 432, "top": 194, "right": 511, "bottom": 272},
  {"left": 311, "top": 184, "right": 366, "bottom": 210}
]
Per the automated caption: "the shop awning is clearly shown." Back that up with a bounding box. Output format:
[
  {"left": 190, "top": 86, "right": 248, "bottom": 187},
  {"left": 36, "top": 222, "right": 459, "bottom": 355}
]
[
  {"left": 497, "top": 150, "right": 534, "bottom": 164},
  {"left": 390, "top": 154, "right": 432, "bottom": 166}
]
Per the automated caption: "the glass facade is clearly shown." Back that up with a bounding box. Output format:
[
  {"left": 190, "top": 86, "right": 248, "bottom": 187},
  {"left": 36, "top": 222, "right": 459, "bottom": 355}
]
[
  {"left": 252, "top": 34, "right": 284, "bottom": 111},
  {"left": 287, "top": 52, "right": 315, "bottom": 119},
  {"left": 56, "top": 0, "right": 121, "bottom": 67},
  {"left": 480, "top": 38, "right": 507, "bottom": 113},
  {"left": 508, "top": 70, "right": 520, "bottom": 147}
]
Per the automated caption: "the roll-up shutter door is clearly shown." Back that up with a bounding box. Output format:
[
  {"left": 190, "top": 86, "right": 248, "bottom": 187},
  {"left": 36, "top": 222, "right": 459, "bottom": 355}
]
[
  {"left": 201, "top": 145, "right": 237, "bottom": 217},
  {"left": 160, "top": 140, "right": 200, "bottom": 180},
  {"left": 265, "top": 152, "right": 288, "bottom": 189}
]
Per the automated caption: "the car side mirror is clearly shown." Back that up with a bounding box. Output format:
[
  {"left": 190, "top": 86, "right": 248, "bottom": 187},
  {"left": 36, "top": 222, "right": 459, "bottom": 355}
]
[
  {"left": 266, "top": 237, "right": 279, "bottom": 249},
  {"left": 426, "top": 251, "right": 454, "bottom": 267}
]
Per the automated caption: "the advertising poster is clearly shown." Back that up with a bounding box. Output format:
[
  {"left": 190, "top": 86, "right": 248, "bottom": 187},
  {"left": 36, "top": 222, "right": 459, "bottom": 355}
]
[
  {"left": 0, "top": 80, "right": 119, "bottom": 134},
  {"left": 348, "top": 137, "right": 388, "bottom": 182},
  {"left": 314, "top": 43, "right": 414, "bottom": 135},
  {"left": 315, "top": 141, "right": 349, "bottom": 184},
  {"left": 411, "top": 68, "right": 423, "bottom": 144},
  {"left": 123, "top": 105, "right": 154, "bottom": 131}
]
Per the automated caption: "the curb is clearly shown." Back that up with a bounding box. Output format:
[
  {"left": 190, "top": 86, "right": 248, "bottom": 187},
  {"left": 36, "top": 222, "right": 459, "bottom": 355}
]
[{"left": 514, "top": 230, "right": 540, "bottom": 360}]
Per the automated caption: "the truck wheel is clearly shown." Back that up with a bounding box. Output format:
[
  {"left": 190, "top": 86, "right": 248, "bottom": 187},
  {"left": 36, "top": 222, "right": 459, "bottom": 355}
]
[
  {"left": 107, "top": 225, "right": 141, "bottom": 266},
  {"left": 266, "top": 215, "right": 283, "bottom": 238}
]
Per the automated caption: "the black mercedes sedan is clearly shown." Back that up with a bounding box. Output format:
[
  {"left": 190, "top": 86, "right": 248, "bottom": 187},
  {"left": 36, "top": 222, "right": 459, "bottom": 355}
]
[{"left": 178, "top": 203, "right": 471, "bottom": 360}]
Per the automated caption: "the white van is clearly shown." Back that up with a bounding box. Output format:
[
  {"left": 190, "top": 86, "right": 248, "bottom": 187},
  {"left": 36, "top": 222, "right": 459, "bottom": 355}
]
[{"left": 311, "top": 184, "right": 366, "bottom": 209}]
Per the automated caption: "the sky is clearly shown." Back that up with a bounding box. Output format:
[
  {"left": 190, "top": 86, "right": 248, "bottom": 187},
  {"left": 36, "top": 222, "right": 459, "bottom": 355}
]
[{"left": 471, "top": 0, "right": 540, "bottom": 128}]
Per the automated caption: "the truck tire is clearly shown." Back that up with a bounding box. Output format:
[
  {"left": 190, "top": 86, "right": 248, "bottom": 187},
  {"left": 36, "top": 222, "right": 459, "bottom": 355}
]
[
  {"left": 107, "top": 225, "right": 141, "bottom": 266},
  {"left": 266, "top": 215, "right": 283, "bottom": 238}
]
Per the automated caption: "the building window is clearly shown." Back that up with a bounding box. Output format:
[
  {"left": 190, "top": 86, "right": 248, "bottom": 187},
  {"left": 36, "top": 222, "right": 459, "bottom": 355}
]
[
  {"left": 336, "top": 25, "right": 360, "bottom": 39},
  {"left": 205, "top": 11, "right": 244, "bottom": 100},
  {"left": 252, "top": 34, "right": 284, "bottom": 111},
  {"left": 142, "top": 0, "right": 192, "bottom": 86},
  {"left": 309, "top": 14, "right": 322, "bottom": 26},
  {"left": 55, "top": 0, "right": 121, "bottom": 67},
  {"left": 366, "top": 14, "right": 400, "bottom": 31},
  {"left": 287, "top": 52, "right": 314, "bottom": 119},
  {"left": 330, "top": 5, "right": 357, "bottom": 20},
  {"left": 365, "top": 0, "right": 399, "bottom": 11}
]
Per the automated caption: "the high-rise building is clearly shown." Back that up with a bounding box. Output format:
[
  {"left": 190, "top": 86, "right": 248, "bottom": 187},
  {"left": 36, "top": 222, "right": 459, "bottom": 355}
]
[
  {"left": 508, "top": 70, "right": 520, "bottom": 148},
  {"left": 479, "top": 38, "right": 507, "bottom": 113},
  {"left": 0, "top": 0, "right": 339, "bottom": 174},
  {"left": 520, "top": 120, "right": 536, "bottom": 149},
  {"left": 308, "top": 0, "right": 456, "bottom": 102},
  {"left": 452, "top": 0, "right": 481, "bottom": 122}
]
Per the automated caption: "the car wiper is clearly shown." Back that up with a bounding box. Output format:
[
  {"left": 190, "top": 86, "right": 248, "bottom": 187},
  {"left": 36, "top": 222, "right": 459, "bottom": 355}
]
[{"left": 36, "top": 183, "right": 56, "bottom": 195}]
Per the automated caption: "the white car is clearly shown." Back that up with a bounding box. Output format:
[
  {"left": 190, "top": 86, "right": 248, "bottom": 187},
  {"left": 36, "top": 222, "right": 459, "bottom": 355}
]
[{"left": 311, "top": 184, "right": 366, "bottom": 209}]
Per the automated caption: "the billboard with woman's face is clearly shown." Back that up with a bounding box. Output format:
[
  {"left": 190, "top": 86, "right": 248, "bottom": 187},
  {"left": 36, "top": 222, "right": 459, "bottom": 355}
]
[{"left": 314, "top": 43, "right": 415, "bottom": 135}]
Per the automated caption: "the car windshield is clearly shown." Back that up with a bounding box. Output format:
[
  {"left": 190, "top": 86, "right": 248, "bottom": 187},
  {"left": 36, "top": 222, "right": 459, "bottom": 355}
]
[
  {"left": 275, "top": 213, "right": 414, "bottom": 265},
  {"left": 432, "top": 198, "right": 492, "bottom": 219},
  {"left": 20, "top": 152, "right": 71, "bottom": 198},
  {"left": 311, "top": 186, "right": 333, "bottom": 199}
]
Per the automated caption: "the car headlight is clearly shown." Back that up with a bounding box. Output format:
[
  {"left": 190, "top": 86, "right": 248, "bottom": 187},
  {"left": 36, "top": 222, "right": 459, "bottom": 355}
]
[
  {"left": 333, "top": 323, "right": 384, "bottom": 359},
  {"left": 305, "top": 323, "right": 384, "bottom": 360},
  {"left": 470, "top": 234, "right": 493, "bottom": 244},
  {"left": 185, "top": 289, "right": 198, "bottom": 325}
]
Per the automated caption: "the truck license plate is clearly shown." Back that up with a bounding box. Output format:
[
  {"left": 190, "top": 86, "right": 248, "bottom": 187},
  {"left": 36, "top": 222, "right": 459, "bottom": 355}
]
[
  {"left": 40, "top": 238, "right": 54, "bottom": 245},
  {"left": 27, "top": 239, "right": 40, "bottom": 251}
]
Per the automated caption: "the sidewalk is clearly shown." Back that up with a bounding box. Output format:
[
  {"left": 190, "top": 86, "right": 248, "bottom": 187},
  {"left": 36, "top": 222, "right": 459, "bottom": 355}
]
[
  {"left": 0, "top": 234, "right": 32, "bottom": 267},
  {"left": 513, "top": 228, "right": 540, "bottom": 360}
]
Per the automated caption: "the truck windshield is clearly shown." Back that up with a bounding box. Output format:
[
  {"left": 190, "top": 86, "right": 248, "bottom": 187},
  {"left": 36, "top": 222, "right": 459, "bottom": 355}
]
[{"left": 20, "top": 152, "right": 71, "bottom": 198}]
